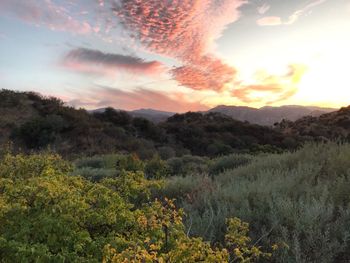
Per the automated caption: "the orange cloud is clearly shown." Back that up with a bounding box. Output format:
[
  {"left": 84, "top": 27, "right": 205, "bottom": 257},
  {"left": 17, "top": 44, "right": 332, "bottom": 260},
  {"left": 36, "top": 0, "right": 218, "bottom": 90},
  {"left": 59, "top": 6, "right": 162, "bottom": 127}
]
[
  {"left": 68, "top": 86, "right": 209, "bottom": 113},
  {"left": 232, "top": 64, "right": 307, "bottom": 104},
  {"left": 62, "top": 48, "right": 164, "bottom": 76}
]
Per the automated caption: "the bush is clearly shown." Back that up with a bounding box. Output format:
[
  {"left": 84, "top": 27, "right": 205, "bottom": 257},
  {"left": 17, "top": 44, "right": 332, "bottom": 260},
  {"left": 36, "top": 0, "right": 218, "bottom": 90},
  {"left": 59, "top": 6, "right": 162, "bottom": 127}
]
[
  {"left": 0, "top": 153, "right": 266, "bottom": 262},
  {"left": 209, "top": 154, "right": 253, "bottom": 176},
  {"left": 13, "top": 115, "right": 68, "bottom": 149},
  {"left": 144, "top": 155, "right": 169, "bottom": 179},
  {"left": 158, "top": 146, "right": 176, "bottom": 160},
  {"left": 73, "top": 154, "right": 145, "bottom": 181},
  {"left": 160, "top": 142, "right": 350, "bottom": 262},
  {"left": 167, "top": 155, "right": 209, "bottom": 176}
]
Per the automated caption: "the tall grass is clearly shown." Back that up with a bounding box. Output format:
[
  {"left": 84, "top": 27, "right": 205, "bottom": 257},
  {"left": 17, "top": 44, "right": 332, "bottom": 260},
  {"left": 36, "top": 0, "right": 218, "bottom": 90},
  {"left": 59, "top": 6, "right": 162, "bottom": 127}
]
[{"left": 160, "top": 142, "right": 350, "bottom": 262}]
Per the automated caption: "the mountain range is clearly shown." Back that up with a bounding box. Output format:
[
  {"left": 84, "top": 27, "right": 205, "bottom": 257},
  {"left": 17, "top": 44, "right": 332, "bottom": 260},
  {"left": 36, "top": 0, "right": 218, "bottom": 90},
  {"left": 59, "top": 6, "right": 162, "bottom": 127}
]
[
  {"left": 92, "top": 105, "right": 337, "bottom": 126},
  {"left": 209, "top": 105, "right": 336, "bottom": 126}
]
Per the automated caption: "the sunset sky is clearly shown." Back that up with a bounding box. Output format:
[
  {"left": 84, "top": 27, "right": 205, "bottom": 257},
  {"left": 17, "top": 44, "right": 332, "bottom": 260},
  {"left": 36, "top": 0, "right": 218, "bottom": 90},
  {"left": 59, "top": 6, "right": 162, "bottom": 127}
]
[{"left": 0, "top": 0, "right": 349, "bottom": 112}]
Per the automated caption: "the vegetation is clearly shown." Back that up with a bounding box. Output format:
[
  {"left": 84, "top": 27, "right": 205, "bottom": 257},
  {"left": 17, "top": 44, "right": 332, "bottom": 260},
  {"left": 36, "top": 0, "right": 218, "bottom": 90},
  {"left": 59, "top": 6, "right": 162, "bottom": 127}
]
[
  {"left": 0, "top": 152, "right": 270, "bottom": 262},
  {"left": 159, "top": 143, "right": 350, "bottom": 262},
  {"left": 1, "top": 89, "right": 300, "bottom": 158},
  {"left": 275, "top": 105, "right": 350, "bottom": 141},
  {"left": 2, "top": 89, "right": 350, "bottom": 262}
]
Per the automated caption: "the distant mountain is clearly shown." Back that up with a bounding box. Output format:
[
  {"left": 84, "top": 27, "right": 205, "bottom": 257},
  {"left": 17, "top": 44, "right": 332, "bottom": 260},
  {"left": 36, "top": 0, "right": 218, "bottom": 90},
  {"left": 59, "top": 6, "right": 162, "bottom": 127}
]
[
  {"left": 130, "top": 108, "right": 175, "bottom": 123},
  {"left": 209, "top": 105, "right": 337, "bottom": 126},
  {"left": 90, "top": 108, "right": 174, "bottom": 123},
  {"left": 276, "top": 105, "right": 350, "bottom": 140}
]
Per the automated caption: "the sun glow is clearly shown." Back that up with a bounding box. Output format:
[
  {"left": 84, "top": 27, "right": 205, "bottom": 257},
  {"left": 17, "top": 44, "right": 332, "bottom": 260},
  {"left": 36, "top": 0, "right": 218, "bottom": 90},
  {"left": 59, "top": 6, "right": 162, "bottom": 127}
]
[{"left": 294, "top": 46, "right": 350, "bottom": 108}]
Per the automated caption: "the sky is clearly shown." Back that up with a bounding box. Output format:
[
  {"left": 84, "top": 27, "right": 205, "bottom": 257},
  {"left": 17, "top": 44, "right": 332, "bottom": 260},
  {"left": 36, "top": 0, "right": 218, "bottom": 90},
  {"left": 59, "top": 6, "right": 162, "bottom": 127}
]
[{"left": 0, "top": 0, "right": 349, "bottom": 112}]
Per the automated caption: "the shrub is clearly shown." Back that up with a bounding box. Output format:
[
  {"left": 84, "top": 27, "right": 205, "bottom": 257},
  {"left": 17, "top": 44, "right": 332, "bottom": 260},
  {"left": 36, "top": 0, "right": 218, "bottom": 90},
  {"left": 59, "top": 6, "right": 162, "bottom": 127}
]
[
  {"left": 167, "top": 155, "right": 209, "bottom": 176},
  {"left": 144, "top": 155, "right": 169, "bottom": 179},
  {"left": 160, "top": 142, "right": 350, "bottom": 262},
  {"left": 209, "top": 154, "right": 253, "bottom": 176},
  {"left": 158, "top": 146, "right": 176, "bottom": 160},
  {"left": 0, "top": 153, "right": 266, "bottom": 262}
]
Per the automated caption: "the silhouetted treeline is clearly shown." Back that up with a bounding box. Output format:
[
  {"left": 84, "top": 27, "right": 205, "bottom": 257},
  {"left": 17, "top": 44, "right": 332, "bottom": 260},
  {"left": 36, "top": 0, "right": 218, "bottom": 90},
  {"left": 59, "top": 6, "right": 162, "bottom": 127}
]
[{"left": 5, "top": 89, "right": 346, "bottom": 158}]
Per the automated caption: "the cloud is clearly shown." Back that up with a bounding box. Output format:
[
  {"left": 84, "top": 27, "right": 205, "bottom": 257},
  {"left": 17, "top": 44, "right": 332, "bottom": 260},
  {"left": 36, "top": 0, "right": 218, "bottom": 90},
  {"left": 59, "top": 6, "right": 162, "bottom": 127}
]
[
  {"left": 285, "top": 0, "right": 327, "bottom": 25},
  {"left": 257, "top": 0, "right": 327, "bottom": 26},
  {"left": 171, "top": 56, "right": 236, "bottom": 91},
  {"left": 0, "top": 0, "right": 92, "bottom": 34},
  {"left": 68, "top": 86, "right": 209, "bottom": 112},
  {"left": 256, "top": 16, "right": 282, "bottom": 26},
  {"left": 257, "top": 3, "right": 270, "bottom": 15},
  {"left": 232, "top": 64, "right": 307, "bottom": 104},
  {"left": 112, "top": 0, "right": 245, "bottom": 91},
  {"left": 61, "top": 48, "right": 164, "bottom": 76}
]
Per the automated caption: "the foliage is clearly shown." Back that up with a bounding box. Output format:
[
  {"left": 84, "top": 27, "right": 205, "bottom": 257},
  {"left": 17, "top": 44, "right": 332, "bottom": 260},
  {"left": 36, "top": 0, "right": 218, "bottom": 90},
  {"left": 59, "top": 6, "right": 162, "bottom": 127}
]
[
  {"left": 275, "top": 105, "right": 350, "bottom": 142},
  {"left": 209, "top": 154, "right": 253, "bottom": 176},
  {"left": 0, "top": 89, "right": 301, "bottom": 158},
  {"left": 157, "top": 146, "right": 176, "bottom": 160},
  {"left": 161, "top": 112, "right": 293, "bottom": 156},
  {"left": 73, "top": 154, "right": 145, "bottom": 182},
  {"left": 159, "top": 142, "right": 350, "bottom": 262},
  {"left": 13, "top": 115, "right": 68, "bottom": 149},
  {"left": 167, "top": 155, "right": 210, "bottom": 176},
  {"left": 0, "top": 153, "right": 265, "bottom": 262},
  {"left": 144, "top": 155, "right": 169, "bottom": 179},
  {"left": 103, "top": 200, "right": 268, "bottom": 263}
]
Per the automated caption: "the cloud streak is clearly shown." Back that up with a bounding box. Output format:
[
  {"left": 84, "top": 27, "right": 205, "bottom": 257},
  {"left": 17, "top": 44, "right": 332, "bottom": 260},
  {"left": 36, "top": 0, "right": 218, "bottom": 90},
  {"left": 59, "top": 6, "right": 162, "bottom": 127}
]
[
  {"left": 68, "top": 86, "right": 209, "bottom": 112},
  {"left": 61, "top": 48, "right": 164, "bottom": 76},
  {"left": 257, "top": 0, "right": 327, "bottom": 26},
  {"left": 257, "top": 3, "right": 270, "bottom": 15}
]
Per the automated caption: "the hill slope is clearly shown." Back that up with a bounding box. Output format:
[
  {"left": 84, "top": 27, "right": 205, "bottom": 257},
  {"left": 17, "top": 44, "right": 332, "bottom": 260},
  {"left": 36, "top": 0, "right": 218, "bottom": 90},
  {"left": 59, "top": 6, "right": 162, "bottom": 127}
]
[
  {"left": 209, "top": 105, "right": 336, "bottom": 126},
  {"left": 0, "top": 89, "right": 298, "bottom": 157},
  {"left": 91, "top": 108, "right": 174, "bottom": 123},
  {"left": 276, "top": 105, "right": 350, "bottom": 140}
]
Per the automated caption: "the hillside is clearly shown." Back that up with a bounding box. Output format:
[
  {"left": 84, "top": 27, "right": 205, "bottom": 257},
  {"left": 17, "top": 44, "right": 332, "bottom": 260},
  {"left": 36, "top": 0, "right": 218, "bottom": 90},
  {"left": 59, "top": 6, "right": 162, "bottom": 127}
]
[
  {"left": 276, "top": 105, "right": 350, "bottom": 140},
  {"left": 160, "top": 112, "right": 296, "bottom": 156},
  {"left": 209, "top": 105, "right": 336, "bottom": 126},
  {"left": 91, "top": 108, "right": 175, "bottom": 123},
  {"left": 0, "top": 89, "right": 298, "bottom": 158}
]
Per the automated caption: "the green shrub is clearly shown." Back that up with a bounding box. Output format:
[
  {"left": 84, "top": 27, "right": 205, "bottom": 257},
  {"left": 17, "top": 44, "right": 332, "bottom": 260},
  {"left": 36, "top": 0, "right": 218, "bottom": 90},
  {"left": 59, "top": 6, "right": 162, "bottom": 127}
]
[
  {"left": 71, "top": 167, "right": 116, "bottom": 182},
  {"left": 167, "top": 155, "right": 209, "bottom": 176},
  {"left": 0, "top": 153, "right": 264, "bottom": 262},
  {"left": 144, "top": 155, "right": 169, "bottom": 179},
  {"left": 158, "top": 146, "right": 176, "bottom": 160},
  {"left": 209, "top": 154, "right": 253, "bottom": 176},
  {"left": 160, "top": 142, "right": 350, "bottom": 262}
]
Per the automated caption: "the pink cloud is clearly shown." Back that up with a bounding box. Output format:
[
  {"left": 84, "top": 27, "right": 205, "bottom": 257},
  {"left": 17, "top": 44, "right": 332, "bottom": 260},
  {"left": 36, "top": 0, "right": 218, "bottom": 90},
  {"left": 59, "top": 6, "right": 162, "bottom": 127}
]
[
  {"left": 61, "top": 48, "right": 164, "bottom": 76},
  {"left": 172, "top": 56, "right": 236, "bottom": 91},
  {"left": 68, "top": 86, "right": 209, "bottom": 113},
  {"left": 0, "top": 0, "right": 92, "bottom": 34},
  {"left": 112, "top": 0, "right": 245, "bottom": 91},
  {"left": 256, "top": 16, "right": 282, "bottom": 26}
]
